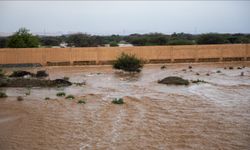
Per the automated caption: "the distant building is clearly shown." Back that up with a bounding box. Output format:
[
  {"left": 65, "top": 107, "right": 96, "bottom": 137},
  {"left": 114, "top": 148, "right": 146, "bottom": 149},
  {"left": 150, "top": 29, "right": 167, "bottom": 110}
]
[
  {"left": 104, "top": 44, "right": 110, "bottom": 47},
  {"left": 60, "top": 42, "right": 68, "bottom": 48},
  {"left": 118, "top": 43, "right": 133, "bottom": 47}
]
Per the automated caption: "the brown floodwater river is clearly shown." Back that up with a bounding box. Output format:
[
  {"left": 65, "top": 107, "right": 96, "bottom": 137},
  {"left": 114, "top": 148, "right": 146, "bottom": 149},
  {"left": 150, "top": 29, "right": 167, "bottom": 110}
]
[{"left": 0, "top": 62, "right": 250, "bottom": 150}]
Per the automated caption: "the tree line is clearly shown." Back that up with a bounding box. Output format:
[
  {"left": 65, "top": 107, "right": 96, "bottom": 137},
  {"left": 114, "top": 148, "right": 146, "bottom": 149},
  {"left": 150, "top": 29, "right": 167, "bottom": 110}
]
[{"left": 0, "top": 28, "right": 249, "bottom": 48}]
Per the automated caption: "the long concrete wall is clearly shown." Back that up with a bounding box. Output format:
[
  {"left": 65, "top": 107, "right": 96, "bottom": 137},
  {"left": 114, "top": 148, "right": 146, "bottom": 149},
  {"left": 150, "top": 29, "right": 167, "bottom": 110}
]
[{"left": 0, "top": 44, "right": 249, "bottom": 66}]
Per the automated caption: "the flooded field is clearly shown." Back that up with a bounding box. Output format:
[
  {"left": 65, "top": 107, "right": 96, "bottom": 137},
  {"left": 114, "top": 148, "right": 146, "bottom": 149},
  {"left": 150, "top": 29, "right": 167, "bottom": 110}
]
[{"left": 0, "top": 62, "right": 250, "bottom": 150}]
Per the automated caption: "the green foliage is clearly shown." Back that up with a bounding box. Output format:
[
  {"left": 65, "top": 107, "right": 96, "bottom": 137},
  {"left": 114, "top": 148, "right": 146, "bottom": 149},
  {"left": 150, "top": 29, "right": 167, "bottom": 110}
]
[
  {"left": 65, "top": 95, "right": 75, "bottom": 99},
  {"left": 0, "top": 92, "right": 7, "bottom": 98},
  {"left": 110, "top": 41, "right": 118, "bottom": 47},
  {"left": 167, "top": 39, "right": 194, "bottom": 45},
  {"left": 7, "top": 28, "right": 39, "bottom": 48},
  {"left": 56, "top": 92, "right": 66, "bottom": 97},
  {"left": 0, "top": 37, "right": 8, "bottom": 48},
  {"left": 78, "top": 99, "right": 86, "bottom": 104},
  {"left": 127, "top": 33, "right": 168, "bottom": 46},
  {"left": 158, "top": 76, "right": 189, "bottom": 85},
  {"left": 39, "top": 36, "right": 62, "bottom": 47},
  {"left": 197, "top": 33, "right": 229, "bottom": 44},
  {"left": 0, "top": 69, "right": 5, "bottom": 78},
  {"left": 191, "top": 79, "right": 207, "bottom": 84},
  {"left": 112, "top": 98, "right": 124, "bottom": 104},
  {"left": 113, "top": 53, "right": 143, "bottom": 72}
]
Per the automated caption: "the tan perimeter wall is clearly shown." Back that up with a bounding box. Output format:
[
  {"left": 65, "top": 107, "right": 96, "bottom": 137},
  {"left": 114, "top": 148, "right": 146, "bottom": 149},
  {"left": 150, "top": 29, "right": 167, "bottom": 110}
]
[{"left": 0, "top": 44, "right": 250, "bottom": 66}]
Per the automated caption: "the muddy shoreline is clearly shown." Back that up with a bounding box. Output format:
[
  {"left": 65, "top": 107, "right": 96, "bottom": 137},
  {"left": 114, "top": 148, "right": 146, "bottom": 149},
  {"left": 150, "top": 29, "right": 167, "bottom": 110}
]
[{"left": 0, "top": 62, "right": 250, "bottom": 150}]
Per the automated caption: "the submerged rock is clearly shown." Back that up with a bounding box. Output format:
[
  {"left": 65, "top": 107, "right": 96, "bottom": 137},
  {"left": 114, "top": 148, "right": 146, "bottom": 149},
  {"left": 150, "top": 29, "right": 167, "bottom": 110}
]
[{"left": 158, "top": 76, "right": 189, "bottom": 85}]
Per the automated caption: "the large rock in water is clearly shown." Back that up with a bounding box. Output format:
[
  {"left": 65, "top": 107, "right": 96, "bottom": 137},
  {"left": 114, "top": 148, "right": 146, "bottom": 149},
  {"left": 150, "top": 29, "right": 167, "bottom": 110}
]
[{"left": 158, "top": 76, "right": 189, "bottom": 85}]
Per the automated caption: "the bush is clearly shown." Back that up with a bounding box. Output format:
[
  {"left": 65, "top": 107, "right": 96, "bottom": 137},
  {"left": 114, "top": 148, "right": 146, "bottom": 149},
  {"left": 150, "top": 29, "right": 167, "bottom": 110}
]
[
  {"left": 17, "top": 96, "right": 23, "bottom": 101},
  {"left": 216, "top": 70, "right": 221, "bottom": 73},
  {"left": 9, "top": 70, "right": 35, "bottom": 78},
  {"left": 112, "top": 98, "right": 124, "bottom": 104},
  {"left": 63, "top": 76, "right": 69, "bottom": 81},
  {"left": 65, "top": 95, "right": 75, "bottom": 99},
  {"left": 0, "top": 69, "right": 5, "bottom": 78},
  {"left": 36, "top": 70, "right": 48, "bottom": 78},
  {"left": 113, "top": 53, "right": 143, "bottom": 72},
  {"left": 78, "top": 99, "right": 86, "bottom": 104},
  {"left": 45, "top": 97, "right": 50, "bottom": 100},
  {"left": 0, "top": 92, "right": 7, "bottom": 98},
  {"left": 191, "top": 79, "right": 207, "bottom": 84},
  {"left": 56, "top": 92, "right": 66, "bottom": 97},
  {"left": 110, "top": 42, "right": 118, "bottom": 47},
  {"left": 158, "top": 76, "right": 189, "bottom": 85}
]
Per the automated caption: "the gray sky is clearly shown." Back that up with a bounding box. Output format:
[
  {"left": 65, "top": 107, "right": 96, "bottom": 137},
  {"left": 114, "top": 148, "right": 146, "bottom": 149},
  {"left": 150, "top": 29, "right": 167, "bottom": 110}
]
[{"left": 0, "top": 1, "right": 250, "bottom": 35}]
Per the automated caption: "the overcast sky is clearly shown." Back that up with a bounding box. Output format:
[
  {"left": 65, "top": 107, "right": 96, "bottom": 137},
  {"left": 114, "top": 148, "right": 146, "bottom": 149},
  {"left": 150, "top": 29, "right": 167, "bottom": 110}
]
[{"left": 0, "top": 1, "right": 250, "bottom": 35}]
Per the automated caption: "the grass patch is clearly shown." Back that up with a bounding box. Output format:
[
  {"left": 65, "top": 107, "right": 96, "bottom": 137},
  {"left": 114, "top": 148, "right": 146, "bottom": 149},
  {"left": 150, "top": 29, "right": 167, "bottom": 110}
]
[
  {"left": 66, "top": 95, "right": 75, "bottom": 100},
  {"left": 78, "top": 99, "right": 86, "bottom": 104},
  {"left": 56, "top": 92, "right": 66, "bottom": 97},
  {"left": 112, "top": 98, "right": 124, "bottom": 104},
  {"left": 158, "top": 76, "right": 189, "bottom": 85},
  {"left": 113, "top": 53, "right": 143, "bottom": 72},
  {"left": 0, "top": 92, "right": 7, "bottom": 98}
]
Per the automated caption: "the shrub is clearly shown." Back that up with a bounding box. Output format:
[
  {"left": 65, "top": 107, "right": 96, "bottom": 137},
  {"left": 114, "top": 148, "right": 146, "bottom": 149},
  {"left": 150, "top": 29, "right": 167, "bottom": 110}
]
[
  {"left": 0, "top": 92, "right": 7, "bottom": 98},
  {"left": 0, "top": 69, "right": 5, "bottom": 78},
  {"left": 17, "top": 96, "right": 23, "bottom": 101},
  {"left": 78, "top": 100, "right": 86, "bottom": 104},
  {"left": 65, "top": 95, "right": 75, "bottom": 100},
  {"left": 36, "top": 70, "right": 48, "bottom": 78},
  {"left": 161, "top": 65, "right": 166, "bottom": 69},
  {"left": 9, "top": 70, "right": 35, "bottom": 78},
  {"left": 216, "top": 70, "right": 221, "bottom": 73},
  {"left": 110, "top": 42, "right": 118, "bottom": 47},
  {"left": 45, "top": 97, "right": 50, "bottom": 100},
  {"left": 191, "top": 79, "right": 207, "bottom": 84},
  {"left": 56, "top": 92, "right": 66, "bottom": 97},
  {"left": 63, "top": 76, "right": 69, "bottom": 81},
  {"left": 158, "top": 76, "right": 189, "bottom": 85},
  {"left": 113, "top": 53, "right": 143, "bottom": 72},
  {"left": 229, "top": 66, "right": 234, "bottom": 70},
  {"left": 112, "top": 98, "right": 124, "bottom": 104}
]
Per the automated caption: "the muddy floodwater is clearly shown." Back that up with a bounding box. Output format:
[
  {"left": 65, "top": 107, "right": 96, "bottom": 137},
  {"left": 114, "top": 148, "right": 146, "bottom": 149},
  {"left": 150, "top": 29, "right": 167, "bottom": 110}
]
[{"left": 0, "top": 62, "right": 250, "bottom": 150}]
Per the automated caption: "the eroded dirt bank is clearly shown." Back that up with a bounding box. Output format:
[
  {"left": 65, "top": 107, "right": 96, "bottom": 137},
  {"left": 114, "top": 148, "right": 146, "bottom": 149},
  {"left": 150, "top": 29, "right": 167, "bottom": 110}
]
[{"left": 0, "top": 62, "right": 250, "bottom": 150}]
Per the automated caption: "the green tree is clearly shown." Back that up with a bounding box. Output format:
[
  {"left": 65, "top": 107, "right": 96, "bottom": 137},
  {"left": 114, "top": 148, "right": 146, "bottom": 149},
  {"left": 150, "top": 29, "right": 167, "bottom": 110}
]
[
  {"left": 7, "top": 28, "right": 39, "bottom": 48},
  {"left": 197, "top": 33, "right": 229, "bottom": 44}
]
